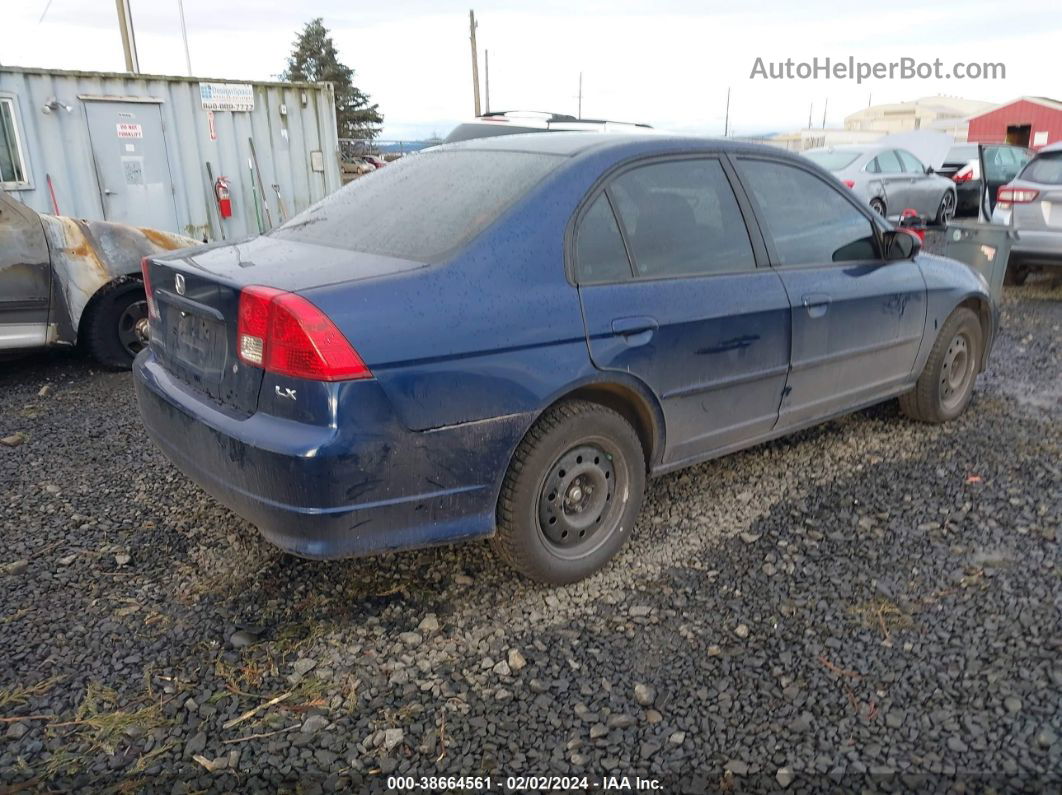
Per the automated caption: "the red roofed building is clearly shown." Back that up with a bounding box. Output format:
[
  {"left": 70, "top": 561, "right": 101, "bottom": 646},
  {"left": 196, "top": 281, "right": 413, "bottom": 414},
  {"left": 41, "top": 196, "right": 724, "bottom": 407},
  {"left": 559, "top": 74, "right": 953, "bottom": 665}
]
[{"left": 966, "top": 97, "right": 1062, "bottom": 151}]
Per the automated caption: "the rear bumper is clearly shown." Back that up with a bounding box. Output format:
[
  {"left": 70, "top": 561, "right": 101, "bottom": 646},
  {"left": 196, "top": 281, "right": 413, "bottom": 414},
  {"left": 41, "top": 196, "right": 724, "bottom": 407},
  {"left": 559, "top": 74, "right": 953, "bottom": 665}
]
[{"left": 134, "top": 352, "right": 528, "bottom": 559}]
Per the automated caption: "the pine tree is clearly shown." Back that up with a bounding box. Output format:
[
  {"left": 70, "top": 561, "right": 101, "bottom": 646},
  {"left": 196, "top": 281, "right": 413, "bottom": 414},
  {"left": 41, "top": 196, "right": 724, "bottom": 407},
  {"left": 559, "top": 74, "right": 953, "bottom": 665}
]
[{"left": 282, "top": 18, "right": 383, "bottom": 140}]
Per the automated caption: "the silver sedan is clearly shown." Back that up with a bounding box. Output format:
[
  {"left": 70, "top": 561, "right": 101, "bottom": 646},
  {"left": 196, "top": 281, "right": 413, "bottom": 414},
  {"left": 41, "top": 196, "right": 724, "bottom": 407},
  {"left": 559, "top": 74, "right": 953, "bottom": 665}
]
[{"left": 803, "top": 145, "right": 958, "bottom": 225}]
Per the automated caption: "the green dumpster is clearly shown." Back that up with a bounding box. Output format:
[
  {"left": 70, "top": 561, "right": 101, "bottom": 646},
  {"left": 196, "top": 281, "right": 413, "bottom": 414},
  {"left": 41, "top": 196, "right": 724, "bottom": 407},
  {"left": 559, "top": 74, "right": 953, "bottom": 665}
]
[{"left": 922, "top": 221, "right": 1016, "bottom": 304}]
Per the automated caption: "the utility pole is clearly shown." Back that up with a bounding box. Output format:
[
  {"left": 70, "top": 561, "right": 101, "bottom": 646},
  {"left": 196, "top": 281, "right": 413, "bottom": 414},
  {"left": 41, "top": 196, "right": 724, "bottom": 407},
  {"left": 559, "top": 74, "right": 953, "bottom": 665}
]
[
  {"left": 724, "top": 87, "right": 731, "bottom": 137},
  {"left": 807, "top": 102, "right": 813, "bottom": 129},
  {"left": 484, "top": 50, "right": 490, "bottom": 114},
  {"left": 114, "top": 0, "right": 139, "bottom": 73},
  {"left": 577, "top": 72, "right": 583, "bottom": 118},
  {"left": 822, "top": 97, "right": 828, "bottom": 129},
  {"left": 469, "top": 10, "right": 481, "bottom": 117},
  {"left": 177, "top": 0, "right": 192, "bottom": 76}
]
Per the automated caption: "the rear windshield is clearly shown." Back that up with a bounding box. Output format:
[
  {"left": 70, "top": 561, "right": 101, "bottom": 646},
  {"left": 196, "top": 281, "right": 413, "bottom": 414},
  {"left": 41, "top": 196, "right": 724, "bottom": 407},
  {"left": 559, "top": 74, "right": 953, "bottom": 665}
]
[
  {"left": 803, "top": 151, "right": 860, "bottom": 171},
  {"left": 442, "top": 123, "right": 544, "bottom": 143},
  {"left": 271, "top": 150, "right": 562, "bottom": 260},
  {"left": 1019, "top": 152, "right": 1062, "bottom": 185},
  {"left": 945, "top": 145, "right": 978, "bottom": 163}
]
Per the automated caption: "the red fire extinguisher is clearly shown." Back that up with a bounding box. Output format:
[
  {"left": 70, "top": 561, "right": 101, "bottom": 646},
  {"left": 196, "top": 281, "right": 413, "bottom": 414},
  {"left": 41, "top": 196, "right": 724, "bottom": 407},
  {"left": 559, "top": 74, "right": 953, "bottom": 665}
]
[{"left": 214, "top": 177, "right": 232, "bottom": 219}]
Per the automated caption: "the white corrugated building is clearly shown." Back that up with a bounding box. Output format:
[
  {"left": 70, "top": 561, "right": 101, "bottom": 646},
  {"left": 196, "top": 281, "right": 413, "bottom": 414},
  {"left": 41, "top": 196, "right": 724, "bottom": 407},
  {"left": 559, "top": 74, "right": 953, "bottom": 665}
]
[{"left": 0, "top": 66, "right": 342, "bottom": 240}]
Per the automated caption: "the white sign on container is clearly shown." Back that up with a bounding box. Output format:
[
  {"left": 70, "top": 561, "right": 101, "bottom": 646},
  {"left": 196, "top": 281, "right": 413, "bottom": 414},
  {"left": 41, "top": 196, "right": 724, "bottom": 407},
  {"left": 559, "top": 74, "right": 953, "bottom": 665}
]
[
  {"left": 199, "top": 82, "right": 254, "bottom": 112},
  {"left": 116, "top": 122, "right": 143, "bottom": 138}
]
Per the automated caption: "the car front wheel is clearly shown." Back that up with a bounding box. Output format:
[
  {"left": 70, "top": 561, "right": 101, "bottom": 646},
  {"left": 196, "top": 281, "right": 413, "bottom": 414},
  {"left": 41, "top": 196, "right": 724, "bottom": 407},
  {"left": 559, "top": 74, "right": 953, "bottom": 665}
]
[
  {"left": 492, "top": 400, "right": 646, "bottom": 585},
  {"left": 899, "top": 307, "right": 982, "bottom": 423}
]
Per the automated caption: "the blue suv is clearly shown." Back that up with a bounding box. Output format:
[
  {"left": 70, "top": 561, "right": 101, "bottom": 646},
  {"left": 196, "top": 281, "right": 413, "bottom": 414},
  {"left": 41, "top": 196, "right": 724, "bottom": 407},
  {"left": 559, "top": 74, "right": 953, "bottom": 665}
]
[{"left": 135, "top": 134, "right": 995, "bottom": 584}]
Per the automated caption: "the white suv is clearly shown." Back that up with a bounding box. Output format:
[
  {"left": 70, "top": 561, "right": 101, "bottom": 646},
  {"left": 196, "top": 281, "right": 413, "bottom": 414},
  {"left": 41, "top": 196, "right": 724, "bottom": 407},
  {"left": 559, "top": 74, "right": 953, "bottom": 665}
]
[{"left": 443, "top": 111, "right": 655, "bottom": 144}]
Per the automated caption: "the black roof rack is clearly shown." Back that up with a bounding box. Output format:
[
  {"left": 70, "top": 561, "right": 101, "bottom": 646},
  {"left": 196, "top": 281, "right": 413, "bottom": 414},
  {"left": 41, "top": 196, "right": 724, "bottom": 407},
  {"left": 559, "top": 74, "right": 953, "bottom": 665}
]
[{"left": 479, "top": 110, "right": 651, "bottom": 128}]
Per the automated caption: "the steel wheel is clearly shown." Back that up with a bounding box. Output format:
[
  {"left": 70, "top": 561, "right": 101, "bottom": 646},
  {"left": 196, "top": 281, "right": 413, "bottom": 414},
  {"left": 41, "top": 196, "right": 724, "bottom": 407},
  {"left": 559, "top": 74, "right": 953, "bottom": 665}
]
[
  {"left": 537, "top": 443, "right": 620, "bottom": 557},
  {"left": 492, "top": 400, "right": 645, "bottom": 584},
  {"left": 870, "top": 198, "right": 886, "bottom": 217},
  {"left": 117, "top": 299, "right": 149, "bottom": 358},
  {"left": 939, "top": 329, "right": 974, "bottom": 411}
]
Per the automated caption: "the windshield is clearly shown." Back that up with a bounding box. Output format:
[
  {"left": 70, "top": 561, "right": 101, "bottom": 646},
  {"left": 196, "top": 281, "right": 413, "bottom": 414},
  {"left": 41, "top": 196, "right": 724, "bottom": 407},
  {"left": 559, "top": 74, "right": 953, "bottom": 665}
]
[
  {"left": 1019, "top": 152, "right": 1062, "bottom": 185},
  {"left": 271, "top": 149, "right": 563, "bottom": 260},
  {"left": 803, "top": 151, "right": 860, "bottom": 171}
]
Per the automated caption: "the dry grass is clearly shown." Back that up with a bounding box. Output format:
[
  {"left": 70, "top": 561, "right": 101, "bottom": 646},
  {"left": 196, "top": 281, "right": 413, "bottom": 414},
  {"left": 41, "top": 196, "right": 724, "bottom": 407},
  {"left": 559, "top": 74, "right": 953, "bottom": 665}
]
[
  {"left": 0, "top": 675, "right": 63, "bottom": 711},
  {"left": 848, "top": 598, "right": 914, "bottom": 644},
  {"left": 62, "top": 682, "right": 170, "bottom": 756}
]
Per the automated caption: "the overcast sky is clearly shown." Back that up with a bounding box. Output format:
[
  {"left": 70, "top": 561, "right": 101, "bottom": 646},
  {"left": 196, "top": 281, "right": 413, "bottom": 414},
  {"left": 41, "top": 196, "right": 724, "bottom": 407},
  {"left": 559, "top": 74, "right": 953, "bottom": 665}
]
[{"left": 3, "top": 0, "right": 1060, "bottom": 140}]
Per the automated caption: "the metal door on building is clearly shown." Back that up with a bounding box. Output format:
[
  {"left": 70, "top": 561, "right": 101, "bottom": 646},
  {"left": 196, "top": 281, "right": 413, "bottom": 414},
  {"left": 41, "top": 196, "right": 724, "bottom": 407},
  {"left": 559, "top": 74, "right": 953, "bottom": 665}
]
[{"left": 84, "top": 100, "right": 179, "bottom": 232}]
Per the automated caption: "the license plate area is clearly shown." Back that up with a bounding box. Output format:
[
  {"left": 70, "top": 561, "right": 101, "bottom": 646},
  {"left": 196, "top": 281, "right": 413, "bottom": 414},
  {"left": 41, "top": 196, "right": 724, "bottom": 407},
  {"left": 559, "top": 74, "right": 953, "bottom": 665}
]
[{"left": 161, "top": 305, "right": 228, "bottom": 393}]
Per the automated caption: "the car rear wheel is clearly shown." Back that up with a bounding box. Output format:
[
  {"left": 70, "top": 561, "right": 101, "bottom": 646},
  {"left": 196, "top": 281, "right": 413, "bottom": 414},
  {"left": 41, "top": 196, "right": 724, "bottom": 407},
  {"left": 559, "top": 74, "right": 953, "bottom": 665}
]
[
  {"left": 869, "top": 198, "right": 886, "bottom": 217},
  {"left": 1004, "top": 261, "right": 1031, "bottom": 286},
  {"left": 935, "top": 191, "right": 956, "bottom": 226},
  {"left": 899, "top": 307, "right": 982, "bottom": 423},
  {"left": 81, "top": 279, "right": 149, "bottom": 370},
  {"left": 492, "top": 400, "right": 646, "bottom": 585}
]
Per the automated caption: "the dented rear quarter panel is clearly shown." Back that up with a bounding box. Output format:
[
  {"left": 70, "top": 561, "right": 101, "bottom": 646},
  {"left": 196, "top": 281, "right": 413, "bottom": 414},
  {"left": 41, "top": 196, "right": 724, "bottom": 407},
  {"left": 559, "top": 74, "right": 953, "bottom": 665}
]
[{"left": 38, "top": 214, "right": 198, "bottom": 343}]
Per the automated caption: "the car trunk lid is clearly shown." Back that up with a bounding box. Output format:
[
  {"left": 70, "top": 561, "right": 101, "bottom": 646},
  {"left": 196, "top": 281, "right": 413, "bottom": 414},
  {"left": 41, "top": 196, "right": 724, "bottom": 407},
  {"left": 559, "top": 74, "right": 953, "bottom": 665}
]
[{"left": 144, "top": 236, "right": 424, "bottom": 414}]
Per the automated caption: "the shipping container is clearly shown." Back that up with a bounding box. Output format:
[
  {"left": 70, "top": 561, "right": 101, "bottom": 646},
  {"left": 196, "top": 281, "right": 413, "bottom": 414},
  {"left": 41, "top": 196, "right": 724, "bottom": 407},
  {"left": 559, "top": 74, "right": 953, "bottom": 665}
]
[{"left": 0, "top": 66, "right": 342, "bottom": 240}]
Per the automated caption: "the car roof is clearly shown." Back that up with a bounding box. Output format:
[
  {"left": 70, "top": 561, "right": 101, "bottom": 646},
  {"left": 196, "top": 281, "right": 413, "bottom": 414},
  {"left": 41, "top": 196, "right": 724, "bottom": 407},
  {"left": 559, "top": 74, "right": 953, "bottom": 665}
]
[
  {"left": 431, "top": 131, "right": 812, "bottom": 163},
  {"left": 1038, "top": 141, "right": 1062, "bottom": 154}
]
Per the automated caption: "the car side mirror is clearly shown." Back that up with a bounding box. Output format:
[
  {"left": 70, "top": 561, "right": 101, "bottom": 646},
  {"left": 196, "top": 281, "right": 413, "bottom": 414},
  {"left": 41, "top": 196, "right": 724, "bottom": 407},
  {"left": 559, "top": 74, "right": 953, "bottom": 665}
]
[
  {"left": 925, "top": 165, "right": 935, "bottom": 175},
  {"left": 884, "top": 229, "right": 921, "bottom": 261}
]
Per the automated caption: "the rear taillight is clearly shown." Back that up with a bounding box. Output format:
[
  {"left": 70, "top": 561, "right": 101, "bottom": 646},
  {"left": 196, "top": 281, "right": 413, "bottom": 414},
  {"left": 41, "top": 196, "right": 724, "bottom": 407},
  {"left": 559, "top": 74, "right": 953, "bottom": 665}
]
[
  {"left": 952, "top": 168, "right": 973, "bottom": 183},
  {"left": 996, "top": 187, "right": 1039, "bottom": 210},
  {"left": 237, "top": 286, "right": 371, "bottom": 381},
  {"left": 842, "top": 179, "right": 855, "bottom": 189},
  {"left": 140, "top": 257, "right": 158, "bottom": 320}
]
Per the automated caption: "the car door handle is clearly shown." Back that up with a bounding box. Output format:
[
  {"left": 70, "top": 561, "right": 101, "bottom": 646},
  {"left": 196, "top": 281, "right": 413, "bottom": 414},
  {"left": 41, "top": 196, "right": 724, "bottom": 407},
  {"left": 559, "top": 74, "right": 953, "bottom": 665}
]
[
  {"left": 611, "top": 316, "right": 657, "bottom": 346},
  {"left": 801, "top": 293, "right": 831, "bottom": 318}
]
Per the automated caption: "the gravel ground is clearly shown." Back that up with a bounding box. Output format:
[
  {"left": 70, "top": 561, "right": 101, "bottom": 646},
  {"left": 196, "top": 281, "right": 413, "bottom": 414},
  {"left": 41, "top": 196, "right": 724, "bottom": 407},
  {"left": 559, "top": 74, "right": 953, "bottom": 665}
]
[{"left": 1, "top": 279, "right": 1059, "bottom": 793}]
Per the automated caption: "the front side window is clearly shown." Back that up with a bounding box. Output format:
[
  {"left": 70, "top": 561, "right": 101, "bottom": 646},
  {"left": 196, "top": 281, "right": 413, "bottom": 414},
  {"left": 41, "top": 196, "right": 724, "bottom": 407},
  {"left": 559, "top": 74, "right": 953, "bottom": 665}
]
[
  {"left": 737, "top": 159, "right": 879, "bottom": 266},
  {"left": 574, "top": 194, "right": 632, "bottom": 283},
  {"left": 606, "top": 159, "right": 755, "bottom": 278},
  {"left": 0, "top": 98, "right": 29, "bottom": 187}
]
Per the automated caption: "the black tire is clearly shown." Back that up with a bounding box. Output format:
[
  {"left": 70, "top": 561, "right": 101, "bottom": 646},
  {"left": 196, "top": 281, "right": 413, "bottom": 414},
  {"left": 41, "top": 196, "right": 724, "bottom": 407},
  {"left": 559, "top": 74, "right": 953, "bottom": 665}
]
[
  {"left": 935, "top": 191, "right": 957, "bottom": 226},
  {"left": 492, "top": 400, "right": 646, "bottom": 585},
  {"left": 81, "top": 280, "right": 149, "bottom": 370},
  {"left": 1004, "top": 261, "right": 1031, "bottom": 286},
  {"left": 899, "top": 307, "right": 982, "bottom": 423},
  {"left": 870, "top": 198, "right": 887, "bottom": 217}
]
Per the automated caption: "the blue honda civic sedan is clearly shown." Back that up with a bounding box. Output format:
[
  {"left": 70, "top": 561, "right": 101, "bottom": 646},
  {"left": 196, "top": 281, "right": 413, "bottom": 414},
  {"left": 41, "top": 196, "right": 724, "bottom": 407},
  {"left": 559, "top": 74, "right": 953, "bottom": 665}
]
[{"left": 135, "top": 134, "right": 996, "bottom": 584}]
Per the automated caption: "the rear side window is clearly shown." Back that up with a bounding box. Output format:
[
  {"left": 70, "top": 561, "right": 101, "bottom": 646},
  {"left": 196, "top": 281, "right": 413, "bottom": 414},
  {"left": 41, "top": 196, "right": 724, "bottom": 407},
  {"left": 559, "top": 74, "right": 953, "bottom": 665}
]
[
  {"left": 575, "top": 194, "right": 632, "bottom": 283},
  {"left": 271, "top": 150, "right": 561, "bottom": 261},
  {"left": 868, "top": 150, "right": 903, "bottom": 174},
  {"left": 897, "top": 150, "right": 925, "bottom": 173},
  {"left": 803, "top": 151, "right": 861, "bottom": 171},
  {"left": 1019, "top": 152, "right": 1062, "bottom": 184},
  {"left": 738, "top": 159, "right": 879, "bottom": 266},
  {"left": 607, "top": 159, "right": 755, "bottom": 278}
]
